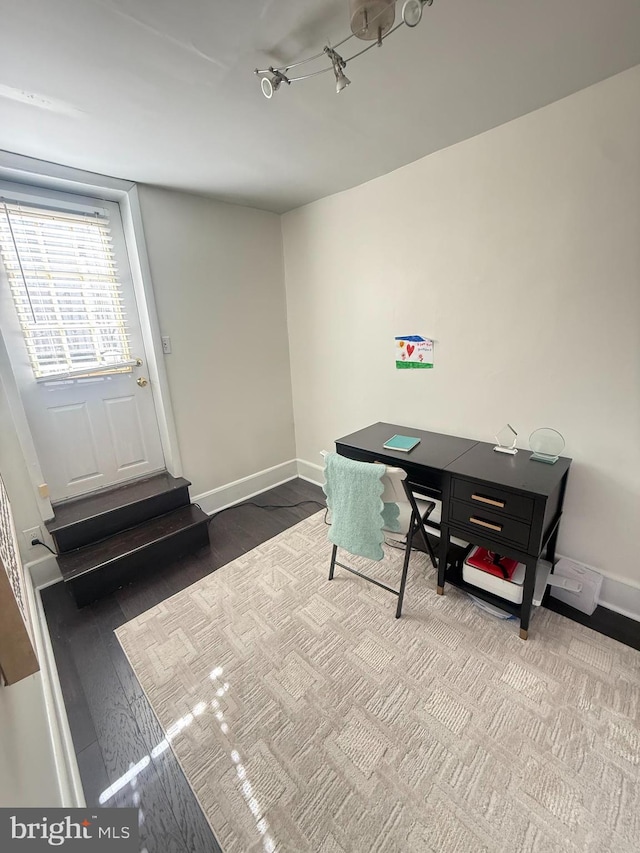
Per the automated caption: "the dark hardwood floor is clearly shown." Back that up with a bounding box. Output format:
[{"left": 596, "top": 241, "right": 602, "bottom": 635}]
[
  {"left": 41, "top": 477, "right": 638, "bottom": 852},
  {"left": 544, "top": 594, "right": 640, "bottom": 651},
  {"left": 41, "top": 478, "right": 326, "bottom": 853}
]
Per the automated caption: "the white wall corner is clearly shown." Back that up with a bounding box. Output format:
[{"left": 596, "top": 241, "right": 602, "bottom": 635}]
[
  {"left": 192, "top": 459, "right": 298, "bottom": 515},
  {"left": 23, "top": 556, "right": 85, "bottom": 807},
  {"left": 296, "top": 458, "right": 324, "bottom": 487}
]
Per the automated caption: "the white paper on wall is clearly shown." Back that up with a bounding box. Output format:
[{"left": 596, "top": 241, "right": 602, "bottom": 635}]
[{"left": 395, "top": 335, "right": 434, "bottom": 369}]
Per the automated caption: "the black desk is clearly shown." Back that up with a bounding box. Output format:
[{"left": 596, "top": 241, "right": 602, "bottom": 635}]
[{"left": 335, "top": 422, "right": 572, "bottom": 639}]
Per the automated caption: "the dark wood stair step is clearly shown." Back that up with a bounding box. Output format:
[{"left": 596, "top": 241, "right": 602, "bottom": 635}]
[
  {"left": 58, "top": 504, "right": 210, "bottom": 607},
  {"left": 47, "top": 472, "right": 192, "bottom": 552}
]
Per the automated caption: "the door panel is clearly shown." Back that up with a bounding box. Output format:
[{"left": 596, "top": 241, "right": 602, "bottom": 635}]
[
  {"left": 104, "top": 395, "right": 147, "bottom": 471},
  {"left": 0, "top": 181, "right": 165, "bottom": 501},
  {"left": 30, "top": 372, "right": 162, "bottom": 498},
  {"left": 50, "top": 401, "right": 101, "bottom": 485}
]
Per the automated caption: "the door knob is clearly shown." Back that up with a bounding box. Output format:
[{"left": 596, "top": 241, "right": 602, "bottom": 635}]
[{"left": 136, "top": 377, "right": 148, "bottom": 387}]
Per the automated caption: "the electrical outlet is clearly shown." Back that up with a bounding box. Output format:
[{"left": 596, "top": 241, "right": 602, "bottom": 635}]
[
  {"left": 161, "top": 336, "right": 172, "bottom": 354},
  {"left": 23, "top": 526, "right": 43, "bottom": 549}
]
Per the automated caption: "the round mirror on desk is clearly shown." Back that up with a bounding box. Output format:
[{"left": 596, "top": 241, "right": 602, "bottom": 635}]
[{"left": 529, "top": 428, "right": 565, "bottom": 464}]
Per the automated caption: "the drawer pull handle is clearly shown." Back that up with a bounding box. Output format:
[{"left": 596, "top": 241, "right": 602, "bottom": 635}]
[
  {"left": 469, "top": 516, "right": 503, "bottom": 532},
  {"left": 471, "top": 493, "right": 505, "bottom": 508}
]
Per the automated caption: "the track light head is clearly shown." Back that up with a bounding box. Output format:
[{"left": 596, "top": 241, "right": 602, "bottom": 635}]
[
  {"left": 335, "top": 68, "right": 351, "bottom": 93},
  {"left": 402, "top": 0, "right": 425, "bottom": 28},
  {"left": 257, "top": 68, "right": 290, "bottom": 99},
  {"left": 260, "top": 76, "right": 277, "bottom": 99},
  {"left": 325, "top": 47, "right": 351, "bottom": 95}
]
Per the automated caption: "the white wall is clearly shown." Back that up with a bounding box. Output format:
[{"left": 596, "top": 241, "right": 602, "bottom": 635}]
[
  {"left": 0, "top": 674, "right": 61, "bottom": 807},
  {"left": 282, "top": 66, "right": 640, "bottom": 590},
  {"left": 136, "top": 186, "right": 295, "bottom": 499},
  {"left": 0, "top": 376, "right": 47, "bottom": 553}
]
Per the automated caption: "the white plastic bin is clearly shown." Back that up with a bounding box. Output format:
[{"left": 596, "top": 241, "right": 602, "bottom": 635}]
[
  {"left": 550, "top": 558, "right": 603, "bottom": 615},
  {"left": 462, "top": 548, "right": 525, "bottom": 604}
]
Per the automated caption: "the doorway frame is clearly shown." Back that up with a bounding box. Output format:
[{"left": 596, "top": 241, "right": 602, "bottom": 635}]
[{"left": 0, "top": 150, "right": 183, "bottom": 523}]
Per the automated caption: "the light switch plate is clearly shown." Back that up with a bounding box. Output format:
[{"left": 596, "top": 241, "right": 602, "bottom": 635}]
[{"left": 161, "top": 336, "right": 172, "bottom": 354}]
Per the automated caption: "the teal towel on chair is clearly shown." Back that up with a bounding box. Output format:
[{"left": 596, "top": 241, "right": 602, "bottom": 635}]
[
  {"left": 381, "top": 501, "right": 401, "bottom": 534},
  {"left": 323, "top": 453, "right": 400, "bottom": 561}
]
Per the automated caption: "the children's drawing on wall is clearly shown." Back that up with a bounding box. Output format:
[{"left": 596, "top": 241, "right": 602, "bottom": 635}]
[{"left": 395, "top": 335, "right": 434, "bottom": 369}]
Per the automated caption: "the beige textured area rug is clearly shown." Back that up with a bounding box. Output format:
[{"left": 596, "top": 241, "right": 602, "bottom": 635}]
[{"left": 116, "top": 512, "right": 640, "bottom": 853}]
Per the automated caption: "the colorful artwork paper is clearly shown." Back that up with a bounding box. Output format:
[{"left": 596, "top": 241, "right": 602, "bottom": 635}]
[{"left": 395, "top": 335, "right": 434, "bottom": 369}]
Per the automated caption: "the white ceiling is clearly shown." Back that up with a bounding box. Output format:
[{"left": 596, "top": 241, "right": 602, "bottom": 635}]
[{"left": 1, "top": 0, "right": 639, "bottom": 213}]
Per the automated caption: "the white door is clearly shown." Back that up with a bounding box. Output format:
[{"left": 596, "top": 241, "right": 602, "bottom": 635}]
[{"left": 0, "top": 182, "right": 165, "bottom": 502}]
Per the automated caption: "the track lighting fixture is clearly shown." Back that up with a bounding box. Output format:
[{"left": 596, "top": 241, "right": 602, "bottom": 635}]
[
  {"left": 255, "top": 0, "right": 433, "bottom": 99},
  {"left": 402, "top": 0, "right": 425, "bottom": 27},
  {"left": 325, "top": 47, "right": 351, "bottom": 94},
  {"left": 259, "top": 68, "right": 291, "bottom": 99}
]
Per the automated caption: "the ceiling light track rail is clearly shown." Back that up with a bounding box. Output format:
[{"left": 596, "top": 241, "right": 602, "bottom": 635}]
[{"left": 255, "top": 0, "right": 433, "bottom": 98}]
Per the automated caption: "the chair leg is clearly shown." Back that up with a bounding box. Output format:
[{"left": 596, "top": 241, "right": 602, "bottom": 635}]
[
  {"left": 329, "top": 544, "right": 338, "bottom": 580},
  {"left": 418, "top": 523, "right": 438, "bottom": 569},
  {"left": 402, "top": 482, "right": 438, "bottom": 569},
  {"left": 396, "top": 522, "right": 415, "bottom": 618}
]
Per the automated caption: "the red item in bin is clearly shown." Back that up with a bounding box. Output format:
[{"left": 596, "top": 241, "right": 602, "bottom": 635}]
[{"left": 464, "top": 547, "right": 519, "bottom": 581}]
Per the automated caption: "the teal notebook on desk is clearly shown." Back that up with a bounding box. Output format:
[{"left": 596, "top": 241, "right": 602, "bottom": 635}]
[{"left": 383, "top": 434, "right": 420, "bottom": 453}]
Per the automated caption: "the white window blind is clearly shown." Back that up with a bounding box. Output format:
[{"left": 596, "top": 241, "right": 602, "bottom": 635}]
[{"left": 0, "top": 201, "right": 131, "bottom": 379}]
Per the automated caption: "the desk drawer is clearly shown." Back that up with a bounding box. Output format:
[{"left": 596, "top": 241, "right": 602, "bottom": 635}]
[
  {"left": 451, "top": 477, "right": 533, "bottom": 523},
  {"left": 449, "top": 499, "right": 531, "bottom": 549}
]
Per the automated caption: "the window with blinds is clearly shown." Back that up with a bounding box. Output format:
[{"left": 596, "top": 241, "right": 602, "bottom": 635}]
[{"left": 0, "top": 201, "right": 131, "bottom": 379}]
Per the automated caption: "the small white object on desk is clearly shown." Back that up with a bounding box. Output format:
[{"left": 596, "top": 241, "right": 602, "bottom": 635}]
[{"left": 493, "top": 424, "right": 518, "bottom": 455}]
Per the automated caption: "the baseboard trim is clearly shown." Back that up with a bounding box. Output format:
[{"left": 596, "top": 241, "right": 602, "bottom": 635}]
[
  {"left": 193, "top": 459, "right": 299, "bottom": 516},
  {"left": 24, "top": 555, "right": 85, "bottom": 807},
  {"left": 27, "top": 552, "right": 62, "bottom": 588},
  {"left": 296, "top": 458, "right": 323, "bottom": 487},
  {"left": 597, "top": 576, "right": 640, "bottom": 622},
  {"left": 548, "top": 552, "right": 640, "bottom": 623}
]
